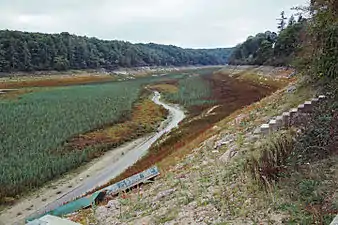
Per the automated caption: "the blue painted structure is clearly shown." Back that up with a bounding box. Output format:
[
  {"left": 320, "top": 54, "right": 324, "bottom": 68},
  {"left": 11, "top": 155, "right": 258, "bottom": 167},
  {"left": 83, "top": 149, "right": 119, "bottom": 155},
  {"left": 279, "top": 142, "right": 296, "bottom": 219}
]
[{"left": 26, "top": 166, "right": 159, "bottom": 223}]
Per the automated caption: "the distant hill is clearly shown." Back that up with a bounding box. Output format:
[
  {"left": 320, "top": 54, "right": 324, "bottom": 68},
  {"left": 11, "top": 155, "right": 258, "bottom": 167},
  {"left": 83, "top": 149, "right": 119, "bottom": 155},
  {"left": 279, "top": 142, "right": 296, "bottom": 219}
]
[{"left": 0, "top": 30, "right": 233, "bottom": 72}]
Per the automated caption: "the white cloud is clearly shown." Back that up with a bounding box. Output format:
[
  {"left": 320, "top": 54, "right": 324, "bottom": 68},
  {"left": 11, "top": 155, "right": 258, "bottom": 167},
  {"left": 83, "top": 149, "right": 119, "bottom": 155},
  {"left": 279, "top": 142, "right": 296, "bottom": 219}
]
[{"left": 0, "top": 0, "right": 309, "bottom": 48}]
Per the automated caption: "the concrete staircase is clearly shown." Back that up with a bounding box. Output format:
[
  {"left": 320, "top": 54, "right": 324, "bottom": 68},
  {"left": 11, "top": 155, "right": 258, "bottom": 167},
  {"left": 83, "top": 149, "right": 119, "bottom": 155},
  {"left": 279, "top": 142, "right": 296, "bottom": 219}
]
[{"left": 256, "top": 95, "right": 326, "bottom": 135}]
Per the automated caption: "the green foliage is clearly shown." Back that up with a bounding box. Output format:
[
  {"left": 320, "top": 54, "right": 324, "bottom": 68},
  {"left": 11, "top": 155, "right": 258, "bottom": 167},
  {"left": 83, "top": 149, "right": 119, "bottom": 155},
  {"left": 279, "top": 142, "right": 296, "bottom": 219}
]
[
  {"left": 228, "top": 31, "right": 277, "bottom": 65},
  {"left": 228, "top": 15, "right": 306, "bottom": 66},
  {"left": 298, "top": 180, "right": 321, "bottom": 201},
  {"left": 163, "top": 75, "right": 214, "bottom": 107},
  {"left": 0, "top": 80, "right": 147, "bottom": 200},
  {"left": 272, "top": 22, "right": 305, "bottom": 66},
  {"left": 289, "top": 94, "right": 338, "bottom": 165},
  {"left": 229, "top": 1, "right": 337, "bottom": 80},
  {"left": 276, "top": 94, "right": 338, "bottom": 224},
  {"left": 53, "top": 56, "right": 70, "bottom": 71},
  {"left": 277, "top": 11, "right": 288, "bottom": 32},
  {"left": 288, "top": 15, "right": 296, "bottom": 26},
  {"left": 306, "top": 0, "right": 338, "bottom": 79},
  {"left": 0, "top": 30, "right": 233, "bottom": 73}
]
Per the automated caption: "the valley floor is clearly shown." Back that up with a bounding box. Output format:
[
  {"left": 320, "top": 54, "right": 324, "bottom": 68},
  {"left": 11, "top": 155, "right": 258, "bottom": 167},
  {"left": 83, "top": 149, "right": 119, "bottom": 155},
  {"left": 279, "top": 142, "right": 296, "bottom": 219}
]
[{"left": 3, "top": 66, "right": 334, "bottom": 225}]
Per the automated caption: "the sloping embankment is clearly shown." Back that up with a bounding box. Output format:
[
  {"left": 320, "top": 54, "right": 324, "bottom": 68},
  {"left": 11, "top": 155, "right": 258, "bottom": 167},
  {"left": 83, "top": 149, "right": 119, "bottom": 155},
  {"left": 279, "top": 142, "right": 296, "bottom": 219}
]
[
  {"left": 65, "top": 67, "right": 337, "bottom": 224},
  {"left": 78, "top": 75, "right": 336, "bottom": 224}
]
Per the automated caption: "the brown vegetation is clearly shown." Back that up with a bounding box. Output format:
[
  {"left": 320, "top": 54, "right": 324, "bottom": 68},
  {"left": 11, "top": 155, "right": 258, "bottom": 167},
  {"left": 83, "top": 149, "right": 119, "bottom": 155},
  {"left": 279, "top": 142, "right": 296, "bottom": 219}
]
[
  {"left": 147, "top": 83, "right": 178, "bottom": 93},
  {"left": 67, "top": 96, "right": 168, "bottom": 152},
  {"left": 0, "top": 74, "right": 115, "bottom": 89}
]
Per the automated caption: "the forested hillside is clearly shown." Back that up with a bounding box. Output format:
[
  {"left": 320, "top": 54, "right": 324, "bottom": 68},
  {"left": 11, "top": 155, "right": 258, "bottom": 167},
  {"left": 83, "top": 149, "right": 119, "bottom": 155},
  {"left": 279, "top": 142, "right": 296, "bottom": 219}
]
[
  {"left": 229, "top": 1, "right": 337, "bottom": 80},
  {"left": 0, "top": 30, "right": 233, "bottom": 72},
  {"left": 228, "top": 12, "right": 306, "bottom": 66}
]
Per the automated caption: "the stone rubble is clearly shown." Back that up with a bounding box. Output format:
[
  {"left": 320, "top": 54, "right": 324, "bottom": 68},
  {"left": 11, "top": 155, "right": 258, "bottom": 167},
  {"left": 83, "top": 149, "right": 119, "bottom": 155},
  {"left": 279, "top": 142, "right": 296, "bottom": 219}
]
[{"left": 153, "top": 189, "right": 176, "bottom": 202}]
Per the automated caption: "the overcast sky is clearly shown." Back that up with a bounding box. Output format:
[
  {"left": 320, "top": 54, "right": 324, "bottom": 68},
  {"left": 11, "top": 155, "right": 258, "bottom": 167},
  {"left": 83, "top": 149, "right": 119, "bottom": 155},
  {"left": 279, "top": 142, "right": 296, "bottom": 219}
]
[{"left": 0, "top": 0, "right": 309, "bottom": 48}]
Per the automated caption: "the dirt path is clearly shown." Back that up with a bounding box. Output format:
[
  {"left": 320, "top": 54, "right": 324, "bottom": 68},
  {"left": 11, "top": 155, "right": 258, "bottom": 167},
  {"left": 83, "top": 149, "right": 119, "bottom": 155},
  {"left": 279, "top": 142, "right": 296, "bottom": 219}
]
[{"left": 0, "top": 92, "right": 185, "bottom": 225}]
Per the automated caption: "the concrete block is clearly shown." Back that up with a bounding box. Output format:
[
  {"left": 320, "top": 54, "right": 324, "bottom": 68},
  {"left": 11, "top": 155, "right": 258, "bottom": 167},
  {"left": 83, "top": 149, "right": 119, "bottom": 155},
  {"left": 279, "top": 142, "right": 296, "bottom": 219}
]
[
  {"left": 311, "top": 98, "right": 319, "bottom": 106},
  {"left": 304, "top": 101, "right": 313, "bottom": 112},
  {"left": 282, "top": 111, "right": 290, "bottom": 117},
  {"left": 276, "top": 115, "right": 283, "bottom": 127},
  {"left": 290, "top": 108, "right": 298, "bottom": 115},
  {"left": 269, "top": 119, "right": 278, "bottom": 131},
  {"left": 260, "top": 124, "right": 270, "bottom": 135},
  {"left": 318, "top": 95, "right": 326, "bottom": 101},
  {"left": 298, "top": 104, "right": 306, "bottom": 113},
  {"left": 289, "top": 108, "right": 298, "bottom": 121},
  {"left": 282, "top": 112, "right": 291, "bottom": 127},
  {"left": 254, "top": 127, "right": 262, "bottom": 134}
]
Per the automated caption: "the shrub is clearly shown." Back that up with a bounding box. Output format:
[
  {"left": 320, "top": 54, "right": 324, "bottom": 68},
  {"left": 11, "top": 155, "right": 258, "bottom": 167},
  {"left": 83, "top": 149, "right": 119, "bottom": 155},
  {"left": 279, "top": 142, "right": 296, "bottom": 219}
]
[{"left": 245, "top": 131, "right": 294, "bottom": 187}]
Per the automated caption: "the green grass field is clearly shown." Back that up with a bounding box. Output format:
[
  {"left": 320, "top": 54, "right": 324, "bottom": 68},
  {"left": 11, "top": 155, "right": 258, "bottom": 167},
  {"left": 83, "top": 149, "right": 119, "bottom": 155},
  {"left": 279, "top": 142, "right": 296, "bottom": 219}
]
[
  {"left": 0, "top": 81, "right": 144, "bottom": 200},
  {"left": 163, "top": 75, "right": 214, "bottom": 107}
]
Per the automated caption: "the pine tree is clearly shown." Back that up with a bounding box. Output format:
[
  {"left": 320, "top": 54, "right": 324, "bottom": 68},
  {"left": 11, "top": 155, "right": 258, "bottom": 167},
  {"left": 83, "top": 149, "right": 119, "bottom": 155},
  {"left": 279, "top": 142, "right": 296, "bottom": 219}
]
[
  {"left": 288, "top": 15, "right": 296, "bottom": 26},
  {"left": 277, "top": 11, "right": 288, "bottom": 32}
]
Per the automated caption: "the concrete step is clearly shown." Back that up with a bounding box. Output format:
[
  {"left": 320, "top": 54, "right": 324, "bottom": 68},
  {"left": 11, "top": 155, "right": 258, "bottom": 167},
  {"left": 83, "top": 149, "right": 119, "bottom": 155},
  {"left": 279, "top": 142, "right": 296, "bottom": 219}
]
[
  {"left": 260, "top": 124, "right": 270, "bottom": 135},
  {"left": 298, "top": 104, "right": 305, "bottom": 113},
  {"left": 276, "top": 115, "right": 283, "bottom": 127},
  {"left": 289, "top": 108, "right": 298, "bottom": 117},
  {"left": 318, "top": 95, "right": 326, "bottom": 100},
  {"left": 269, "top": 119, "right": 278, "bottom": 131},
  {"left": 304, "top": 101, "right": 313, "bottom": 112},
  {"left": 253, "top": 95, "right": 326, "bottom": 135}
]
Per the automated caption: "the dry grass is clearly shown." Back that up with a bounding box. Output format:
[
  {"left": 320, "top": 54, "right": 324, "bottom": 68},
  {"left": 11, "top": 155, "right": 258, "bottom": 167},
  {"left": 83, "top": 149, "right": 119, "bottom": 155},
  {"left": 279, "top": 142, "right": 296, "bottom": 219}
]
[
  {"left": 0, "top": 74, "right": 115, "bottom": 89},
  {"left": 0, "top": 88, "right": 37, "bottom": 99},
  {"left": 236, "top": 72, "right": 291, "bottom": 89},
  {"left": 216, "top": 66, "right": 295, "bottom": 90},
  {"left": 245, "top": 130, "right": 295, "bottom": 187},
  {"left": 147, "top": 84, "right": 178, "bottom": 93}
]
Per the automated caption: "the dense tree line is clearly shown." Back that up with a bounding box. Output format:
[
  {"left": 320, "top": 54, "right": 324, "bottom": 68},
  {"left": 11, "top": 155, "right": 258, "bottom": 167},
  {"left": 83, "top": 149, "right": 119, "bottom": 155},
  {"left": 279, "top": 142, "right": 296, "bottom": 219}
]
[
  {"left": 302, "top": 0, "right": 338, "bottom": 79},
  {"left": 229, "top": 0, "right": 337, "bottom": 80},
  {"left": 228, "top": 13, "right": 307, "bottom": 67},
  {"left": 0, "top": 30, "right": 233, "bottom": 72}
]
